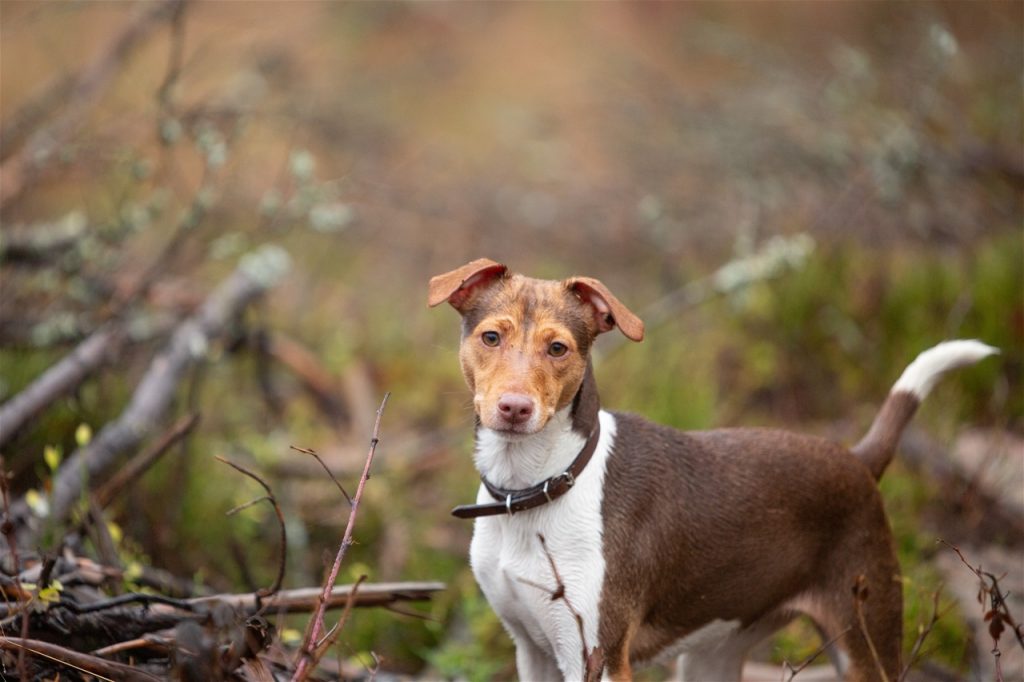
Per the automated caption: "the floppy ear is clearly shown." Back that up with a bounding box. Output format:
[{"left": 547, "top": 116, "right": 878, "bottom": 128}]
[
  {"left": 428, "top": 258, "right": 508, "bottom": 311},
  {"left": 567, "top": 276, "right": 645, "bottom": 342}
]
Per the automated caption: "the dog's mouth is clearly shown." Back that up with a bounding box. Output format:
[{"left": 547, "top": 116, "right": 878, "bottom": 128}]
[{"left": 486, "top": 423, "right": 536, "bottom": 439}]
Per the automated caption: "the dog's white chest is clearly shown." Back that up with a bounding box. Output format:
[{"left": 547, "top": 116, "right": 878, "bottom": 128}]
[{"left": 469, "top": 410, "right": 617, "bottom": 677}]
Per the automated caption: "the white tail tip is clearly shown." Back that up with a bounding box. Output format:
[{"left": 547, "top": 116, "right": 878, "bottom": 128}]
[{"left": 891, "top": 339, "right": 999, "bottom": 400}]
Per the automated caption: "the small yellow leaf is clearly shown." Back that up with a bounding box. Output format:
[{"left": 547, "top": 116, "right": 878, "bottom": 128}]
[
  {"left": 75, "top": 423, "right": 92, "bottom": 447},
  {"left": 25, "top": 489, "right": 49, "bottom": 518},
  {"left": 280, "top": 628, "right": 302, "bottom": 646},
  {"left": 39, "top": 580, "right": 63, "bottom": 603},
  {"left": 124, "top": 561, "right": 144, "bottom": 582},
  {"left": 106, "top": 521, "right": 123, "bottom": 545},
  {"left": 43, "top": 445, "right": 61, "bottom": 472}
]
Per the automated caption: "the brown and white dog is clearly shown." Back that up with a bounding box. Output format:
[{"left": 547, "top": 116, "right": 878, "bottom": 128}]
[{"left": 428, "top": 258, "right": 997, "bottom": 682}]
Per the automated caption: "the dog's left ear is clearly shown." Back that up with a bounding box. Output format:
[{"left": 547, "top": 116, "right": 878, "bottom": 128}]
[
  {"left": 567, "top": 277, "right": 644, "bottom": 342},
  {"left": 428, "top": 258, "right": 508, "bottom": 311}
]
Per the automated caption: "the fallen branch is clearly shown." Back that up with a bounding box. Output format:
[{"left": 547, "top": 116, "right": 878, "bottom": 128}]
[
  {"left": 292, "top": 392, "right": 390, "bottom": 682},
  {"left": 0, "top": 324, "right": 122, "bottom": 446},
  {"left": 12, "top": 245, "right": 290, "bottom": 544},
  {"left": 94, "top": 413, "right": 200, "bottom": 508},
  {"left": 0, "top": 635, "right": 162, "bottom": 682},
  {"left": 189, "top": 580, "right": 444, "bottom": 616}
]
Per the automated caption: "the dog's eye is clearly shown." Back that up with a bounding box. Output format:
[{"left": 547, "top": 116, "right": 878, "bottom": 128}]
[
  {"left": 548, "top": 342, "right": 568, "bottom": 357},
  {"left": 481, "top": 331, "right": 501, "bottom": 347}
]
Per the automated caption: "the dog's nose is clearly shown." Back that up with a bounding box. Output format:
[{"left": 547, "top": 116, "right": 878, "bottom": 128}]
[{"left": 497, "top": 393, "right": 535, "bottom": 424}]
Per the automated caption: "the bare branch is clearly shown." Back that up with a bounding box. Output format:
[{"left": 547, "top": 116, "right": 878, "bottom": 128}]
[
  {"left": 900, "top": 587, "right": 946, "bottom": 681},
  {"left": 515, "top": 533, "right": 603, "bottom": 680},
  {"left": 216, "top": 456, "right": 286, "bottom": 600},
  {"left": 291, "top": 392, "right": 390, "bottom": 682},
  {"left": 94, "top": 413, "right": 200, "bottom": 509},
  {"left": 290, "top": 445, "right": 352, "bottom": 505},
  {"left": 941, "top": 539, "right": 1024, "bottom": 663}
]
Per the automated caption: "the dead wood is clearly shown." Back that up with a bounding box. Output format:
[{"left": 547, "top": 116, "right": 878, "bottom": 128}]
[
  {"left": 191, "top": 580, "right": 445, "bottom": 617},
  {"left": 12, "top": 247, "right": 288, "bottom": 545},
  {"left": 0, "top": 324, "right": 123, "bottom": 447},
  {"left": 0, "top": 635, "right": 163, "bottom": 681}
]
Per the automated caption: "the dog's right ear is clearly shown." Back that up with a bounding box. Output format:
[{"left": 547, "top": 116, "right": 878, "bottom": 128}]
[{"left": 428, "top": 258, "right": 507, "bottom": 311}]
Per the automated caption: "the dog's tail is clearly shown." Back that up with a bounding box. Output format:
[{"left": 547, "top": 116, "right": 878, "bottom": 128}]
[{"left": 852, "top": 340, "right": 998, "bottom": 480}]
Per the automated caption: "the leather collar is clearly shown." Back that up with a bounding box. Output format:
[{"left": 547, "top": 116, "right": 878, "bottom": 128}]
[{"left": 451, "top": 420, "right": 601, "bottom": 519}]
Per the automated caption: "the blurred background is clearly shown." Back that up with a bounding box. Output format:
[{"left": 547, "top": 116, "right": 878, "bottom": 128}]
[{"left": 1, "top": 1, "right": 1021, "bottom": 679}]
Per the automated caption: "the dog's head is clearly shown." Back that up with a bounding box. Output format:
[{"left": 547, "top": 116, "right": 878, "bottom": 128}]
[{"left": 428, "top": 258, "right": 643, "bottom": 435}]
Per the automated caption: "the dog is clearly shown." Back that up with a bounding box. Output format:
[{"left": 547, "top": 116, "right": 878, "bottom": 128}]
[{"left": 428, "top": 257, "right": 997, "bottom": 682}]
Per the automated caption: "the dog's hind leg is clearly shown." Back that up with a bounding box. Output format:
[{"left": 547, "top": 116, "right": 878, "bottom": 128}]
[
  {"left": 674, "top": 612, "right": 793, "bottom": 682},
  {"left": 810, "top": 550, "right": 903, "bottom": 682}
]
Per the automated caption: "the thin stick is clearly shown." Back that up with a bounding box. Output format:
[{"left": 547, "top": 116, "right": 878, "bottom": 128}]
[
  {"left": 315, "top": 574, "right": 367, "bottom": 651},
  {"left": 781, "top": 626, "right": 851, "bottom": 682},
  {"left": 0, "top": 636, "right": 162, "bottom": 682},
  {"left": 899, "top": 587, "right": 946, "bottom": 681},
  {"left": 290, "top": 445, "right": 352, "bottom": 505},
  {"left": 216, "top": 456, "right": 286, "bottom": 599},
  {"left": 291, "top": 392, "right": 389, "bottom": 682},
  {"left": 515, "top": 533, "right": 602, "bottom": 679},
  {"left": 95, "top": 413, "right": 200, "bottom": 508}
]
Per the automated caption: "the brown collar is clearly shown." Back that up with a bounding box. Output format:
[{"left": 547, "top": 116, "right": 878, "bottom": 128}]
[{"left": 451, "top": 421, "right": 602, "bottom": 519}]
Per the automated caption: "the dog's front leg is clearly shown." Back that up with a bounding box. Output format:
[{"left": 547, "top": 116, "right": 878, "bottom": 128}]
[{"left": 509, "top": 627, "right": 562, "bottom": 681}]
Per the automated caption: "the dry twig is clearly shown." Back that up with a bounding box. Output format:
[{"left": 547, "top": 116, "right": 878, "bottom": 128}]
[
  {"left": 95, "top": 413, "right": 200, "bottom": 508},
  {"left": 900, "top": 586, "right": 947, "bottom": 681},
  {"left": 291, "top": 392, "right": 390, "bottom": 682},
  {"left": 781, "top": 626, "right": 851, "bottom": 682},
  {"left": 941, "top": 540, "right": 1024, "bottom": 681},
  {"left": 0, "top": 635, "right": 162, "bottom": 682},
  {"left": 515, "top": 532, "right": 604, "bottom": 680},
  {"left": 290, "top": 445, "right": 352, "bottom": 505},
  {"left": 217, "top": 457, "right": 286, "bottom": 601}
]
